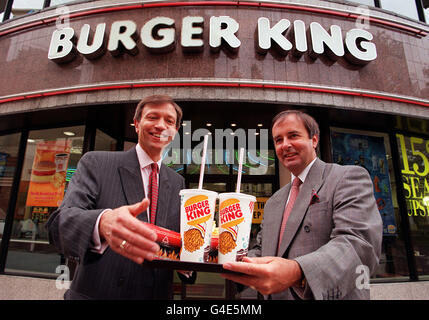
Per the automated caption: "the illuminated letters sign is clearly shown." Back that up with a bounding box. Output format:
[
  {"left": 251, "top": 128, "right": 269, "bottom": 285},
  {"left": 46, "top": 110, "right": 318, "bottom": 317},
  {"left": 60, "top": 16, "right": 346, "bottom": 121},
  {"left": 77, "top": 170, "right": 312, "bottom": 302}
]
[{"left": 48, "top": 16, "right": 377, "bottom": 65}]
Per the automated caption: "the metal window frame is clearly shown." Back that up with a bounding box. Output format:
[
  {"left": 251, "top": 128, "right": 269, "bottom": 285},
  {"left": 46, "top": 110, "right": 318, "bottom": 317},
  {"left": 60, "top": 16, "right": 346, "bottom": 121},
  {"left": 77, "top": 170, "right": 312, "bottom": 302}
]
[
  {"left": 1, "top": 0, "right": 428, "bottom": 24},
  {"left": 0, "top": 118, "right": 98, "bottom": 278},
  {"left": 0, "top": 130, "right": 28, "bottom": 274}
]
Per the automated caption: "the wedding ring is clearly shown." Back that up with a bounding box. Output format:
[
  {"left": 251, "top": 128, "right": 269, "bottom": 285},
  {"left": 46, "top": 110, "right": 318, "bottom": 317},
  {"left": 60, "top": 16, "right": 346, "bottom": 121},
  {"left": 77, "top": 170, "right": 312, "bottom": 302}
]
[{"left": 120, "top": 240, "right": 127, "bottom": 250}]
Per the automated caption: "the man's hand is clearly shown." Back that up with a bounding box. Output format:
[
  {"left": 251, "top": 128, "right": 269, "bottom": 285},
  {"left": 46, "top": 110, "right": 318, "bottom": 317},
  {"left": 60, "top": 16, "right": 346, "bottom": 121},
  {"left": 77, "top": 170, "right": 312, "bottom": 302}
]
[
  {"left": 99, "top": 198, "right": 160, "bottom": 264},
  {"left": 221, "top": 256, "right": 302, "bottom": 295}
]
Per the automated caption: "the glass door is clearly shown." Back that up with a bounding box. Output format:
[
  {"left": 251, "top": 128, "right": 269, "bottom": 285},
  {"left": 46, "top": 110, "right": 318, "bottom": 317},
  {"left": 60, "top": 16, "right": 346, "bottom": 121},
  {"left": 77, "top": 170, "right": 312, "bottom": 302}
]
[
  {"left": 0, "top": 133, "right": 21, "bottom": 254},
  {"left": 5, "top": 126, "right": 84, "bottom": 277}
]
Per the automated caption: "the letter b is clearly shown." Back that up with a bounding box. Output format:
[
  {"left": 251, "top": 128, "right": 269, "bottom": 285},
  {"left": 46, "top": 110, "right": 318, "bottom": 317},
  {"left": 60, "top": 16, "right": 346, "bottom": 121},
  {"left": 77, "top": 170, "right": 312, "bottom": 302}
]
[{"left": 48, "top": 28, "right": 76, "bottom": 63}]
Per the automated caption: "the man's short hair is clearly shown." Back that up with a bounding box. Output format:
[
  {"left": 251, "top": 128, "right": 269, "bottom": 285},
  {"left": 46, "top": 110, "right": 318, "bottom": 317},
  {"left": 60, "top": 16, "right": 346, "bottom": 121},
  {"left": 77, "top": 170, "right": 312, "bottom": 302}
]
[
  {"left": 134, "top": 95, "right": 183, "bottom": 129},
  {"left": 271, "top": 110, "right": 320, "bottom": 140}
]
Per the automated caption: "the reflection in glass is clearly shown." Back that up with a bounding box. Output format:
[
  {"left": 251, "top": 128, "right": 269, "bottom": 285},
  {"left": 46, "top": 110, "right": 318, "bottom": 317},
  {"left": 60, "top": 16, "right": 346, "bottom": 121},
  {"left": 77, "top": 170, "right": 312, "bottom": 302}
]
[
  {"left": 379, "top": 0, "right": 419, "bottom": 20},
  {"left": 424, "top": 3, "right": 429, "bottom": 23},
  {"left": 186, "top": 149, "right": 230, "bottom": 175},
  {"left": 94, "top": 129, "right": 116, "bottom": 151},
  {"left": 11, "top": 0, "right": 43, "bottom": 19},
  {"left": 397, "top": 133, "right": 429, "bottom": 277},
  {"left": 233, "top": 150, "right": 276, "bottom": 176},
  {"left": 162, "top": 147, "right": 186, "bottom": 175},
  {"left": 331, "top": 127, "right": 409, "bottom": 279},
  {"left": 5, "top": 126, "right": 84, "bottom": 276},
  {"left": 346, "top": 0, "right": 375, "bottom": 6},
  {"left": 186, "top": 149, "right": 276, "bottom": 176},
  {"left": 234, "top": 183, "right": 272, "bottom": 197},
  {"left": 0, "top": 133, "right": 21, "bottom": 248},
  {"left": 50, "top": 0, "right": 78, "bottom": 6}
]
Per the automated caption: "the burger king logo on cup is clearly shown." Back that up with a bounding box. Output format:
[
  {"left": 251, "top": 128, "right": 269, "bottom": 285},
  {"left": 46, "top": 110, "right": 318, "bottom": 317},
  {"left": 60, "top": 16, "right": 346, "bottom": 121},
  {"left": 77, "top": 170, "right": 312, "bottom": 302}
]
[
  {"left": 179, "top": 189, "right": 218, "bottom": 262},
  {"left": 219, "top": 198, "right": 243, "bottom": 255},
  {"left": 218, "top": 193, "right": 256, "bottom": 264},
  {"left": 183, "top": 195, "right": 212, "bottom": 252}
]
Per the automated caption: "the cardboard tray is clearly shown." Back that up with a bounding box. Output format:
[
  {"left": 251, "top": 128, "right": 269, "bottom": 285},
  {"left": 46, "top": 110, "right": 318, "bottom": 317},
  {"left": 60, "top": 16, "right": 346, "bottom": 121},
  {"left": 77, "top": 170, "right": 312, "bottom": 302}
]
[{"left": 142, "top": 259, "right": 237, "bottom": 274}]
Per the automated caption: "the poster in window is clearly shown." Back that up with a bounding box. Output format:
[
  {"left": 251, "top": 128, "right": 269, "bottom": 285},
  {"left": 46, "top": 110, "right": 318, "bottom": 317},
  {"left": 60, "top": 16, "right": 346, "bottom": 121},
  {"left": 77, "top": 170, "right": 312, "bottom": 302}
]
[
  {"left": 26, "top": 140, "right": 71, "bottom": 207},
  {"left": 330, "top": 130, "right": 397, "bottom": 236}
]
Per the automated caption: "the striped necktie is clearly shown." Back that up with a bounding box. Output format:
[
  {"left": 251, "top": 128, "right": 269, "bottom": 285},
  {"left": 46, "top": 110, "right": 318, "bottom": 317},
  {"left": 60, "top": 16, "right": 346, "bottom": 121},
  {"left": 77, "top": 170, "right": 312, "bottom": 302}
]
[
  {"left": 277, "top": 177, "right": 302, "bottom": 254},
  {"left": 148, "top": 163, "right": 159, "bottom": 224}
]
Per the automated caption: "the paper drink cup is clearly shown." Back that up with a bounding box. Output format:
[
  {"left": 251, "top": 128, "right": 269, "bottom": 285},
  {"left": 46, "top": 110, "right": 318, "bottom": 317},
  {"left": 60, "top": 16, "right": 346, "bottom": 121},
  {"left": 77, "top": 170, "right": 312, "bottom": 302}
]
[
  {"left": 179, "top": 189, "right": 218, "bottom": 262},
  {"left": 55, "top": 153, "right": 69, "bottom": 172},
  {"left": 218, "top": 192, "right": 256, "bottom": 264}
]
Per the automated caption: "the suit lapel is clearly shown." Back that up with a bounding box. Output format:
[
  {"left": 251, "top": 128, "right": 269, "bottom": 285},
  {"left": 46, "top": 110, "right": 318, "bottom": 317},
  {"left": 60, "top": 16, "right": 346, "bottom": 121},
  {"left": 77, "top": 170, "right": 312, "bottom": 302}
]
[
  {"left": 155, "top": 164, "right": 171, "bottom": 228},
  {"left": 263, "top": 185, "right": 290, "bottom": 256},
  {"left": 278, "top": 158, "right": 326, "bottom": 256},
  {"left": 118, "top": 147, "right": 147, "bottom": 222}
]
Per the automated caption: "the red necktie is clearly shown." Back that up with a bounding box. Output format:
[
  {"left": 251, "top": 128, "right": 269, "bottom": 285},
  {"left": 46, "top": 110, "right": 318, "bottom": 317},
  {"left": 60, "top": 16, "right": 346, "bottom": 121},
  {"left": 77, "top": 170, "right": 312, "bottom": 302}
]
[
  {"left": 148, "top": 163, "right": 159, "bottom": 224},
  {"left": 277, "top": 177, "right": 302, "bottom": 254}
]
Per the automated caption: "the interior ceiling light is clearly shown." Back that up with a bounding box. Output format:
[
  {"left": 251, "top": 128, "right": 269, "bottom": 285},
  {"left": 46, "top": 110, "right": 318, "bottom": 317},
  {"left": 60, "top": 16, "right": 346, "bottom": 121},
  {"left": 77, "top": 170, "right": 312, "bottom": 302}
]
[{"left": 63, "top": 131, "right": 75, "bottom": 136}]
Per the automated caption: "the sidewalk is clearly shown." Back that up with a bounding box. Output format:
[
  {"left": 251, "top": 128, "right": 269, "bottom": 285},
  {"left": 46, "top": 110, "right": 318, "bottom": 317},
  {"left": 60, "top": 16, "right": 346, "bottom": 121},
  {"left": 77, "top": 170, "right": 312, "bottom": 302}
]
[{"left": 1, "top": 274, "right": 429, "bottom": 300}]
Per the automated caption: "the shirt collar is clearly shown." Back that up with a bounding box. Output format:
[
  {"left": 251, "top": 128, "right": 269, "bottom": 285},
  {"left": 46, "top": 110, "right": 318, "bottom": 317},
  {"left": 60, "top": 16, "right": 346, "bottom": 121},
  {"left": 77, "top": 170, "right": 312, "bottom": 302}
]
[
  {"left": 135, "top": 144, "right": 162, "bottom": 170},
  {"left": 291, "top": 157, "right": 317, "bottom": 185}
]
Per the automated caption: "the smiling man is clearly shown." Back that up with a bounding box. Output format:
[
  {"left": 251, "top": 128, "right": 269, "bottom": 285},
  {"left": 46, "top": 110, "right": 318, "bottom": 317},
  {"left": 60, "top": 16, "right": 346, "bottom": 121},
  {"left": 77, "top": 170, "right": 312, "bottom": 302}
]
[
  {"left": 47, "top": 95, "right": 192, "bottom": 299},
  {"left": 222, "top": 110, "right": 383, "bottom": 300}
]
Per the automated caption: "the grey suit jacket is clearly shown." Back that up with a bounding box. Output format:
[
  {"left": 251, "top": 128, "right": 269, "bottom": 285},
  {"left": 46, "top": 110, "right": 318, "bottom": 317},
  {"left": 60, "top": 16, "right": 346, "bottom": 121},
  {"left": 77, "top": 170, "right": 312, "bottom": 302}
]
[
  {"left": 249, "top": 158, "right": 383, "bottom": 300},
  {"left": 47, "top": 147, "right": 185, "bottom": 299}
]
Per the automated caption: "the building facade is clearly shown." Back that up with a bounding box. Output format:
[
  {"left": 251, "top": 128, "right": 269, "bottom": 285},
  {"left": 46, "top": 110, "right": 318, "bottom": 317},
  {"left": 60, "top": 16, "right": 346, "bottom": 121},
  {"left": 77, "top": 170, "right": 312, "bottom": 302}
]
[{"left": 0, "top": 0, "right": 428, "bottom": 299}]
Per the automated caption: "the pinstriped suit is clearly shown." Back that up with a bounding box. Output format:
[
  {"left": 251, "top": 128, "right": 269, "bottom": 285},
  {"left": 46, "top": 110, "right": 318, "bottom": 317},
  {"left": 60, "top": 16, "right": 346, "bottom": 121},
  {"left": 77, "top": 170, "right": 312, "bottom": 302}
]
[
  {"left": 249, "top": 158, "right": 383, "bottom": 300},
  {"left": 47, "top": 147, "right": 185, "bottom": 299}
]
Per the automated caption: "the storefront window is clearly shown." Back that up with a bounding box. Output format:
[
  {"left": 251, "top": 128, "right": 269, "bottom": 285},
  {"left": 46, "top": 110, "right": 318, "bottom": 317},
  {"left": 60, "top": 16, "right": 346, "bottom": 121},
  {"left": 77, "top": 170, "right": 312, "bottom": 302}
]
[
  {"left": 379, "top": 0, "right": 420, "bottom": 20},
  {"left": 50, "top": 0, "right": 78, "bottom": 6},
  {"left": 94, "top": 129, "right": 116, "bottom": 151},
  {"left": 5, "top": 126, "right": 84, "bottom": 276},
  {"left": 346, "top": 0, "right": 375, "bottom": 6},
  {"left": 186, "top": 148, "right": 230, "bottom": 175},
  {"left": 331, "top": 128, "right": 409, "bottom": 279},
  {"left": 162, "top": 147, "right": 185, "bottom": 175},
  {"left": 0, "top": 133, "right": 21, "bottom": 248},
  {"left": 232, "top": 150, "right": 276, "bottom": 176},
  {"left": 423, "top": 1, "right": 429, "bottom": 24},
  {"left": 11, "top": 0, "right": 43, "bottom": 19},
  {"left": 396, "top": 133, "right": 429, "bottom": 277}
]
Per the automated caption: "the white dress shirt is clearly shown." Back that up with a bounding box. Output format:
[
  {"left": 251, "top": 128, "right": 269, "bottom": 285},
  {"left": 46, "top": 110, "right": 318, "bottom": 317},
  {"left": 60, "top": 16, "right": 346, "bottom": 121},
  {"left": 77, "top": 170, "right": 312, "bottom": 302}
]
[{"left": 287, "top": 157, "right": 317, "bottom": 203}]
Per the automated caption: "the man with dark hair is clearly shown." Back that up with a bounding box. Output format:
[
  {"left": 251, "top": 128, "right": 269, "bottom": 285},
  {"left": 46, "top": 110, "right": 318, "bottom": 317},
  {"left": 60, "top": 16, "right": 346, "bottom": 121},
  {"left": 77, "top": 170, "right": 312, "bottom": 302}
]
[
  {"left": 47, "top": 95, "right": 191, "bottom": 299},
  {"left": 223, "top": 110, "right": 382, "bottom": 300}
]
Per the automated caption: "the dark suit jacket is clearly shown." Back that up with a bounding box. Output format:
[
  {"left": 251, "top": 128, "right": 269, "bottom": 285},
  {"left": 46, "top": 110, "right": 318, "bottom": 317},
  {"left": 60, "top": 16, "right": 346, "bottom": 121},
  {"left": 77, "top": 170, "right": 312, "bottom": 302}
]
[
  {"left": 249, "top": 158, "right": 383, "bottom": 300},
  {"left": 47, "top": 147, "right": 185, "bottom": 299}
]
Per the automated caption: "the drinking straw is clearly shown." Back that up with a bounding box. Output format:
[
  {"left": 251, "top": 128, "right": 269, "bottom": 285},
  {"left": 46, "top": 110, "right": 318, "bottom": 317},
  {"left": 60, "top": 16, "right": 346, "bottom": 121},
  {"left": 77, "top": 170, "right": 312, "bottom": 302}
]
[
  {"left": 236, "top": 147, "right": 244, "bottom": 193},
  {"left": 198, "top": 135, "right": 209, "bottom": 189}
]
